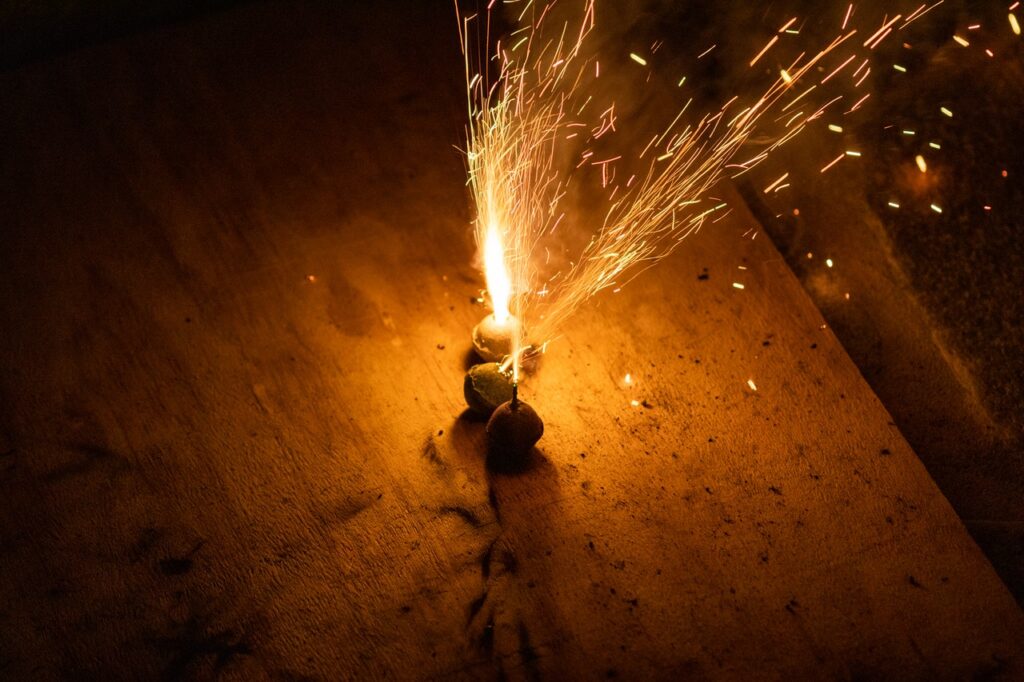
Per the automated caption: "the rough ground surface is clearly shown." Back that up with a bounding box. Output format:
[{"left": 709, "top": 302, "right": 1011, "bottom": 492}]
[{"left": 0, "top": 1, "right": 1022, "bottom": 679}]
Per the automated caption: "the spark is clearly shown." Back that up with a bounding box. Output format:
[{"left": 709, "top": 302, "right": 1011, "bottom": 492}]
[
  {"left": 868, "top": 27, "right": 894, "bottom": 49},
  {"left": 888, "top": 201, "right": 901, "bottom": 208},
  {"left": 764, "top": 173, "right": 790, "bottom": 193},
  {"left": 865, "top": 15, "right": 902, "bottom": 48},
  {"left": 828, "top": 124, "right": 844, "bottom": 132},
  {"left": 733, "top": 282, "right": 746, "bottom": 290},
  {"left": 1007, "top": 12, "right": 1024, "bottom": 35},
  {"left": 750, "top": 36, "right": 779, "bottom": 67},
  {"left": 847, "top": 93, "right": 871, "bottom": 113},
  {"left": 630, "top": 53, "right": 648, "bottom": 66},
  {"left": 747, "top": 379, "right": 758, "bottom": 391},
  {"left": 953, "top": 35, "right": 970, "bottom": 47},
  {"left": 904, "top": 4, "right": 927, "bottom": 24},
  {"left": 697, "top": 44, "right": 717, "bottom": 59},
  {"left": 931, "top": 204, "right": 943, "bottom": 213},
  {"left": 826, "top": 258, "right": 834, "bottom": 268},
  {"left": 915, "top": 155, "right": 928, "bottom": 172},
  {"left": 941, "top": 106, "right": 953, "bottom": 117},
  {"left": 821, "top": 54, "right": 856, "bottom": 83},
  {"left": 901, "top": 1, "right": 944, "bottom": 30},
  {"left": 820, "top": 153, "right": 845, "bottom": 173}
]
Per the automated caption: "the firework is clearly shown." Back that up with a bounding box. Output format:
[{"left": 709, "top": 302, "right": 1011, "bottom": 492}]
[
  {"left": 458, "top": 1, "right": 950, "bottom": 380},
  {"left": 459, "top": 0, "right": 599, "bottom": 384}
]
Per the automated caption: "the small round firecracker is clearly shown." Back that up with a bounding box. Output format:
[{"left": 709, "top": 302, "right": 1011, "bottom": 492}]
[
  {"left": 464, "top": 362, "right": 514, "bottom": 416},
  {"left": 472, "top": 313, "right": 520, "bottom": 362},
  {"left": 486, "top": 389, "right": 544, "bottom": 469}
]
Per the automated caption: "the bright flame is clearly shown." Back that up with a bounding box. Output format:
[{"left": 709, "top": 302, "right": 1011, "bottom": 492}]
[{"left": 483, "top": 222, "right": 512, "bottom": 325}]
